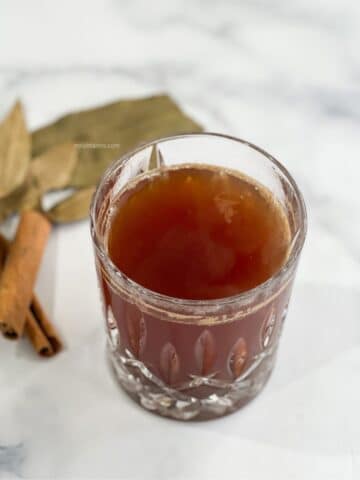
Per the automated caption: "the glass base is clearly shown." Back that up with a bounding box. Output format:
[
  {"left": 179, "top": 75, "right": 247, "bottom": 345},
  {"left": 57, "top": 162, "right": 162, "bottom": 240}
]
[{"left": 107, "top": 341, "right": 276, "bottom": 420}]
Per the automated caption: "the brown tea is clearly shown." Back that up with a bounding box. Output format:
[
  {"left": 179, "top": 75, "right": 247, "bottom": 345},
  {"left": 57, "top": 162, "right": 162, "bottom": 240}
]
[
  {"left": 108, "top": 165, "right": 290, "bottom": 300},
  {"left": 93, "top": 137, "right": 306, "bottom": 419}
]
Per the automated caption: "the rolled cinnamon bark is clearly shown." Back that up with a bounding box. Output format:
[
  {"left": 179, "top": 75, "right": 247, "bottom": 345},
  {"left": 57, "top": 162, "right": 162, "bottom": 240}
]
[
  {"left": 0, "top": 233, "right": 7, "bottom": 266},
  {"left": 26, "top": 295, "right": 62, "bottom": 356},
  {"left": 0, "top": 229, "right": 62, "bottom": 356},
  {"left": 25, "top": 309, "right": 54, "bottom": 356},
  {"left": 0, "top": 210, "right": 51, "bottom": 338}
]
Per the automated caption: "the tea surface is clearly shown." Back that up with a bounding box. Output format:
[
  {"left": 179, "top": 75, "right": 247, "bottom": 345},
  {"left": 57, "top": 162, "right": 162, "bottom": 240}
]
[{"left": 108, "top": 165, "right": 290, "bottom": 300}]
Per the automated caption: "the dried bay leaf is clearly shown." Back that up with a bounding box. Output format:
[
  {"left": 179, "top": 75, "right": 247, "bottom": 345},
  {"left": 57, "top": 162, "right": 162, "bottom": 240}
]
[
  {"left": 30, "top": 143, "right": 77, "bottom": 192},
  {"left": 45, "top": 186, "right": 95, "bottom": 224},
  {"left": 0, "top": 187, "right": 24, "bottom": 223},
  {"left": 32, "top": 95, "right": 183, "bottom": 155},
  {"left": 149, "top": 144, "right": 163, "bottom": 170},
  {"left": 70, "top": 110, "right": 202, "bottom": 187},
  {"left": 0, "top": 101, "right": 31, "bottom": 198},
  {"left": 32, "top": 95, "right": 202, "bottom": 188},
  {"left": 0, "top": 143, "right": 77, "bottom": 224},
  {"left": 0, "top": 177, "right": 40, "bottom": 223},
  {"left": 18, "top": 178, "right": 41, "bottom": 212}
]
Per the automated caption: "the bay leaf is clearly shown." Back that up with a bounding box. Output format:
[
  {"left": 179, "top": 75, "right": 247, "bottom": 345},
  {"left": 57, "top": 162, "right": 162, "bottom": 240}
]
[
  {"left": 30, "top": 143, "right": 77, "bottom": 193},
  {"left": 0, "top": 177, "right": 40, "bottom": 223},
  {"left": 0, "top": 101, "right": 31, "bottom": 199},
  {"left": 45, "top": 186, "right": 95, "bottom": 224},
  {"left": 32, "top": 95, "right": 202, "bottom": 188},
  {"left": 149, "top": 144, "right": 165, "bottom": 170},
  {"left": 32, "top": 95, "right": 182, "bottom": 155},
  {"left": 19, "top": 178, "right": 42, "bottom": 212},
  {"left": 70, "top": 110, "right": 202, "bottom": 187}
]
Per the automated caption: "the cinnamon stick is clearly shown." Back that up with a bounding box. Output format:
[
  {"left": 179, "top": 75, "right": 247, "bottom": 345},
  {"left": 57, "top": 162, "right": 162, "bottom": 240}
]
[
  {"left": 0, "top": 210, "right": 51, "bottom": 338},
  {"left": 26, "top": 295, "right": 62, "bottom": 356},
  {"left": 0, "top": 233, "right": 7, "bottom": 266},
  {"left": 25, "top": 309, "right": 53, "bottom": 356},
  {"left": 0, "top": 231, "right": 62, "bottom": 356}
]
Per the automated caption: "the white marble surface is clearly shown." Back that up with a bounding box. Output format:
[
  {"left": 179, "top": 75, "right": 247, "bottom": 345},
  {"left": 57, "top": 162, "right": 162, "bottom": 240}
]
[{"left": 1, "top": 0, "right": 360, "bottom": 478}]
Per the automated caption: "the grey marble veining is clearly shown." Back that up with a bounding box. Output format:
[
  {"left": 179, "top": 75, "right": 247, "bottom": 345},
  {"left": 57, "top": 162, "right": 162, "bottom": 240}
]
[{"left": 0, "top": 444, "right": 25, "bottom": 477}]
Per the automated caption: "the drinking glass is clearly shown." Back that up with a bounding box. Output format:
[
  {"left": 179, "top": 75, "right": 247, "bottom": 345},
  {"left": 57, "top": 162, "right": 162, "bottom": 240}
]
[{"left": 90, "top": 133, "right": 307, "bottom": 420}]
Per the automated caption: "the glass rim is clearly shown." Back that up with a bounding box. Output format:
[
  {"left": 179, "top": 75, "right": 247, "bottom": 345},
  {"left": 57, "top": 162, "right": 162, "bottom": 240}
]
[{"left": 90, "top": 132, "right": 307, "bottom": 309}]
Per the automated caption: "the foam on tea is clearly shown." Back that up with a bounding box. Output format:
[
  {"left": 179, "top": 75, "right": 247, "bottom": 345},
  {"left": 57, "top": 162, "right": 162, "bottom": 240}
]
[{"left": 108, "top": 165, "right": 290, "bottom": 300}]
